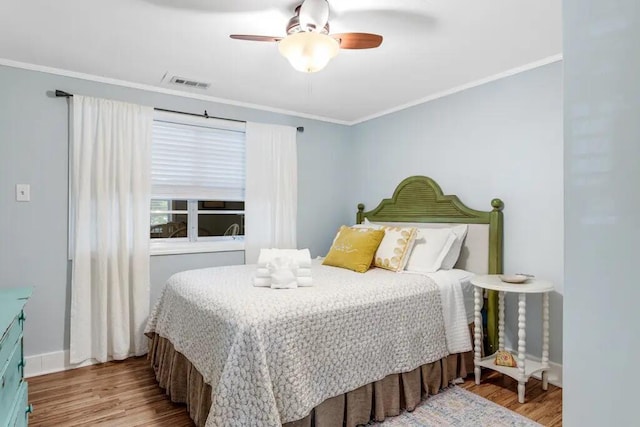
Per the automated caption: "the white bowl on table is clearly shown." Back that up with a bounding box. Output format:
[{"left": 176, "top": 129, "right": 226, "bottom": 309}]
[{"left": 499, "top": 274, "right": 533, "bottom": 284}]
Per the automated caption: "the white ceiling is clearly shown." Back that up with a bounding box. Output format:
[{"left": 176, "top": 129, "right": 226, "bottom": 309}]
[{"left": 0, "top": 0, "right": 561, "bottom": 124}]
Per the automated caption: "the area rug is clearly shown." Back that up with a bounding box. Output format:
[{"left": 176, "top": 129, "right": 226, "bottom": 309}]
[{"left": 370, "top": 386, "right": 542, "bottom": 427}]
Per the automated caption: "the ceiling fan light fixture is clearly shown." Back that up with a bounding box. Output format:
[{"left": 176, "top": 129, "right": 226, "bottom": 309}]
[{"left": 278, "top": 32, "right": 339, "bottom": 73}]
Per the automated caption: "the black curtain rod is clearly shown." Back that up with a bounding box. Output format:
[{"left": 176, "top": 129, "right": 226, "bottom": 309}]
[{"left": 54, "top": 90, "right": 304, "bottom": 133}]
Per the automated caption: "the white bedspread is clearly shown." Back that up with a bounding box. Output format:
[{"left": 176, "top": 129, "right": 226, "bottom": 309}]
[{"left": 145, "top": 261, "right": 450, "bottom": 426}]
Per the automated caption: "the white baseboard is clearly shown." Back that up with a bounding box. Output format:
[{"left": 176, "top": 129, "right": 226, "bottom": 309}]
[
  {"left": 24, "top": 350, "right": 125, "bottom": 378},
  {"left": 529, "top": 357, "right": 563, "bottom": 388}
]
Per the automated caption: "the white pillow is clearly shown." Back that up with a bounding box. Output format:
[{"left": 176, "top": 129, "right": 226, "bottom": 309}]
[
  {"left": 440, "top": 224, "right": 469, "bottom": 270},
  {"left": 352, "top": 218, "right": 382, "bottom": 230},
  {"left": 405, "top": 228, "right": 457, "bottom": 273}
]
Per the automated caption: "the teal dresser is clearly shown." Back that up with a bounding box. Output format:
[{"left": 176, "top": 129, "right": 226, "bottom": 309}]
[{"left": 0, "top": 288, "right": 32, "bottom": 427}]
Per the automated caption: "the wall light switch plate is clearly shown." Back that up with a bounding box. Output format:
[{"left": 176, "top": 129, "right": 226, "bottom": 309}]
[{"left": 16, "top": 184, "right": 30, "bottom": 202}]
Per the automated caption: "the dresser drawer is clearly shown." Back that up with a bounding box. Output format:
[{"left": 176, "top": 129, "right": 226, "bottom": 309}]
[
  {"left": 0, "top": 343, "right": 24, "bottom": 425},
  {"left": 0, "top": 317, "right": 21, "bottom": 369},
  {"left": 0, "top": 289, "right": 31, "bottom": 427},
  {"left": 7, "top": 381, "right": 29, "bottom": 427}
]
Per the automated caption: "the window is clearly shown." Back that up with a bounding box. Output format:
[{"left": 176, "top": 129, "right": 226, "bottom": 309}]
[{"left": 150, "top": 112, "right": 246, "bottom": 254}]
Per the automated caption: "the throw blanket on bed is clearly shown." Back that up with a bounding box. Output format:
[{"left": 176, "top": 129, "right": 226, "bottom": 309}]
[
  {"left": 145, "top": 261, "right": 449, "bottom": 426},
  {"left": 408, "top": 270, "right": 473, "bottom": 354}
]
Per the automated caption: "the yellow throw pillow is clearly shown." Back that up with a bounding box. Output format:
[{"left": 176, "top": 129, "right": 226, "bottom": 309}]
[
  {"left": 323, "top": 226, "right": 385, "bottom": 273},
  {"left": 494, "top": 350, "right": 518, "bottom": 367},
  {"left": 374, "top": 225, "right": 418, "bottom": 272}
]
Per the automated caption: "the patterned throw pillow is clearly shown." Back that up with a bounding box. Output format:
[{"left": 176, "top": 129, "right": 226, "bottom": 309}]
[
  {"left": 373, "top": 226, "right": 418, "bottom": 272},
  {"left": 323, "top": 226, "right": 385, "bottom": 273},
  {"left": 495, "top": 350, "right": 518, "bottom": 367}
]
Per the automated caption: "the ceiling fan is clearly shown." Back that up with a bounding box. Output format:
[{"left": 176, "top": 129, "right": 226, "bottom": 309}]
[{"left": 230, "top": 0, "right": 383, "bottom": 73}]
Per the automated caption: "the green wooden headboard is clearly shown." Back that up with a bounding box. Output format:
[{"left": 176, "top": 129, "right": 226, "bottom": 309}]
[{"left": 356, "top": 175, "right": 504, "bottom": 354}]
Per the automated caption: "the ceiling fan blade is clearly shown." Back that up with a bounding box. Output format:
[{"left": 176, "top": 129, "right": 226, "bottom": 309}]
[
  {"left": 298, "top": 0, "right": 330, "bottom": 32},
  {"left": 229, "top": 34, "right": 283, "bottom": 42},
  {"left": 332, "top": 33, "right": 383, "bottom": 49}
]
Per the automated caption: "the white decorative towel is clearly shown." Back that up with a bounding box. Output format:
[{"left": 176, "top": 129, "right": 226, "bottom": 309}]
[
  {"left": 295, "top": 268, "right": 313, "bottom": 286},
  {"left": 253, "top": 277, "right": 271, "bottom": 287},
  {"left": 254, "top": 248, "right": 314, "bottom": 288},
  {"left": 258, "top": 248, "right": 312, "bottom": 268},
  {"left": 295, "top": 268, "right": 312, "bottom": 277},
  {"left": 256, "top": 267, "right": 270, "bottom": 277},
  {"left": 271, "top": 272, "right": 298, "bottom": 289},
  {"left": 253, "top": 267, "right": 273, "bottom": 287},
  {"left": 297, "top": 277, "right": 313, "bottom": 287},
  {"left": 269, "top": 257, "right": 298, "bottom": 289}
]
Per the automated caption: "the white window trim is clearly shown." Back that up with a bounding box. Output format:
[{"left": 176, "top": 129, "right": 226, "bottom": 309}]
[{"left": 150, "top": 236, "right": 245, "bottom": 256}]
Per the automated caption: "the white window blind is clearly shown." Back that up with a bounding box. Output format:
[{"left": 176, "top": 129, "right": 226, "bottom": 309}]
[{"left": 151, "top": 116, "right": 246, "bottom": 201}]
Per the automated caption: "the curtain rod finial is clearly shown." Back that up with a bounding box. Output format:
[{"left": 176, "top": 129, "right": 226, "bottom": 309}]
[{"left": 55, "top": 90, "right": 72, "bottom": 98}]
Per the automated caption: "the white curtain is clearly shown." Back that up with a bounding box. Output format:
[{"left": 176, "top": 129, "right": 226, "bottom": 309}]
[
  {"left": 245, "top": 122, "right": 298, "bottom": 264},
  {"left": 70, "top": 95, "right": 153, "bottom": 364}
]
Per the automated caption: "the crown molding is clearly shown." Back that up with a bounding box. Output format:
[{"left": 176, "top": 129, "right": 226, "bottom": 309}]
[
  {"left": 349, "top": 54, "right": 563, "bottom": 125},
  {"left": 0, "top": 57, "right": 350, "bottom": 126},
  {"left": 0, "top": 54, "right": 562, "bottom": 127}
]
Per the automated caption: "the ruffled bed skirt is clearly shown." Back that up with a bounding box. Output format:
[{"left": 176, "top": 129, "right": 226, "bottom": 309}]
[{"left": 147, "top": 333, "right": 473, "bottom": 427}]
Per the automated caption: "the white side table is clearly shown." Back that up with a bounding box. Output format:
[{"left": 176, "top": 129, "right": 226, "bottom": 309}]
[{"left": 470, "top": 274, "right": 554, "bottom": 403}]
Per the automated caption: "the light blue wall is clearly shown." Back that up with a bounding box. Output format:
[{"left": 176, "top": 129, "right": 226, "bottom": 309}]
[
  {"left": 351, "top": 62, "right": 564, "bottom": 364},
  {"left": 0, "top": 65, "right": 353, "bottom": 357},
  {"left": 1, "top": 62, "right": 566, "bottom": 367},
  {"left": 563, "top": 1, "right": 640, "bottom": 425}
]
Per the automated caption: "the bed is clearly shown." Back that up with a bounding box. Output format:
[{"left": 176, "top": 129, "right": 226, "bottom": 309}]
[{"left": 145, "top": 175, "right": 504, "bottom": 427}]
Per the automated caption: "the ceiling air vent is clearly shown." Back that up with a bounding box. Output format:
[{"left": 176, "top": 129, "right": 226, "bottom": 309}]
[{"left": 168, "top": 76, "right": 211, "bottom": 90}]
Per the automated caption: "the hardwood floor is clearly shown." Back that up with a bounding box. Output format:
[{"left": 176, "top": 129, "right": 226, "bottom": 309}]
[
  {"left": 460, "top": 371, "right": 563, "bottom": 426},
  {"left": 28, "top": 357, "right": 562, "bottom": 426},
  {"left": 28, "top": 357, "right": 191, "bottom": 427}
]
